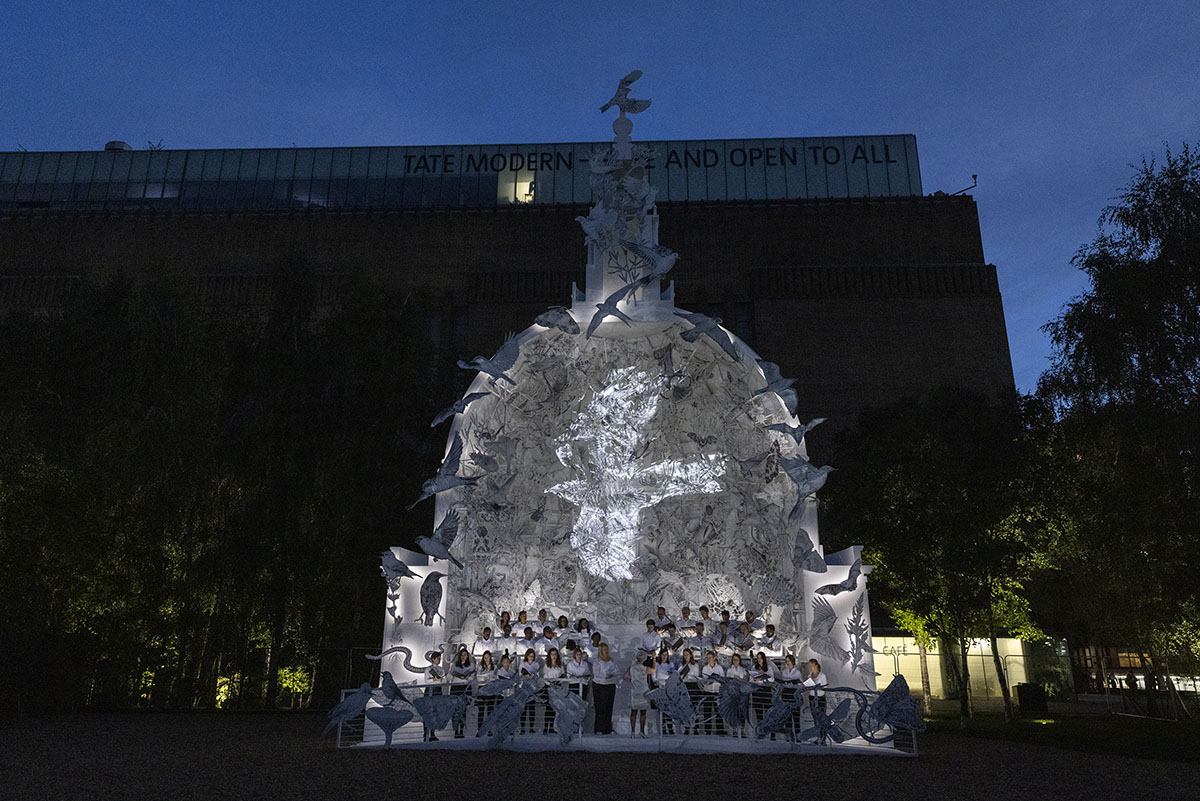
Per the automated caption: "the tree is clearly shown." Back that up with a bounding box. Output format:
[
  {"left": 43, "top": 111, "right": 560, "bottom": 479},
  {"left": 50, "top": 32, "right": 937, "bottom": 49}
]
[
  {"left": 1035, "top": 143, "right": 1200, "bottom": 713},
  {"left": 825, "top": 388, "right": 1035, "bottom": 725}
]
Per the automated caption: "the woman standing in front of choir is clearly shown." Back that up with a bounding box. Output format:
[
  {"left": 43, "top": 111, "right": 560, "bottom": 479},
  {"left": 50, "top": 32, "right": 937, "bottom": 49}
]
[
  {"left": 591, "top": 643, "right": 619, "bottom": 735},
  {"left": 475, "top": 650, "right": 498, "bottom": 733},
  {"left": 541, "top": 647, "right": 565, "bottom": 735},
  {"left": 423, "top": 650, "right": 447, "bottom": 742},
  {"left": 626, "top": 654, "right": 652, "bottom": 738}
]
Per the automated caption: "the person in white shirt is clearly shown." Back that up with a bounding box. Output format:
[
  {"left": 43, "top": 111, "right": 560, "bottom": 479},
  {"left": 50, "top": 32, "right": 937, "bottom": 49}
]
[
  {"left": 541, "top": 648, "right": 565, "bottom": 735},
  {"left": 714, "top": 621, "right": 734, "bottom": 666},
  {"left": 803, "top": 659, "right": 827, "bottom": 705},
  {"left": 574, "top": 617, "right": 596, "bottom": 644},
  {"left": 497, "top": 610, "right": 512, "bottom": 633},
  {"left": 496, "top": 654, "right": 516, "bottom": 685},
  {"left": 803, "top": 658, "right": 828, "bottom": 743},
  {"left": 749, "top": 651, "right": 775, "bottom": 734},
  {"left": 514, "top": 610, "right": 530, "bottom": 631},
  {"left": 518, "top": 649, "right": 542, "bottom": 734},
  {"left": 475, "top": 651, "right": 498, "bottom": 732},
  {"left": 626, "top": 655, "right": 653, "bottom": 738},
  {"left": 699, "top": 650, "right": 726, "bottom": 735},
  {"left": 780, "top": 654, "right": 806, "bottom": 739},
  {"left": 685, "top": 622, "right": 710, "bottom": 655},
  {"left": 677, "top": 648, "right": 701, "bottom": 735},
  {"left": 731, "top": 622, "right": 756, "bottom": 660},
  {"left": 495, "top": 625, "right": 515, "bottom": 660},
  {"left": 756, "top": 624, "right": 781, "bottom": 657},
  {"left": 535, "top": 626, "right": 560, "bottom": 656},
  {"left": 566, "top": 645, "right": 591, "bottom": 706},
  {"left": 697, "top": 605, "right": 717, "bottom": 636},
  {"left": 535, "top": 609, "right": 551, "bottom": 630},
  {"left": 516, "top": 627, "right": 538, "bottom": 656},
  {"left": 676, "top": 606, "right": 697, "bottom": 637},
  {"left": 639, "top": 619, "right": 661, "bottom": 659},
  {"left": 654, "top": 606, "right": 673, "bottom": 632},
  {"left": 727, "top": 652, "right": 749, "bottom": 680},
  {"left": 423, "top": 651, "right": 446, "bottom": 741},
  {"left": 744, "top": 610, "right": 766, "bottom": 632},
  {"left": 449, "top": 647, "right": 475, "bottom": 738},
  {"left": 591, "top": 643, "right": 619, "bottom": 735},
  {"left": 584, "top": 631, "right": 603, "bottom": 660},
  {"left": 474, "top": 627, "right": 498, "bottom": 658},
  {"left": 555, "top": 614, "right": 571, "bottom": 635},
  {"left": 652, "top": 650, "right": 678, "bottom": 734},
  {"left": 661, "top": 623, "right": 683, "bottom": 658}
]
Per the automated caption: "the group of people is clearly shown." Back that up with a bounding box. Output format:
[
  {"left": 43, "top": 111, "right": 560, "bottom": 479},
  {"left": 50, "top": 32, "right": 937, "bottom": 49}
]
[{"left": 415, "top": 605, "right": 827, "bottom": 740}]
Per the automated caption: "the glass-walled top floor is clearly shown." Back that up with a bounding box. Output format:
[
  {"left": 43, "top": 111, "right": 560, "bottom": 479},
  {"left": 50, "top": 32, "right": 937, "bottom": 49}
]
[{"left": 0, "top": 136, "right": 921, "bottom": 212}]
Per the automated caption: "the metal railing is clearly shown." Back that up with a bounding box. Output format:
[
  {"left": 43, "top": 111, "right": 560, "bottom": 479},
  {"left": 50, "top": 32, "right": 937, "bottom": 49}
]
[{"left": 335, "top": 680, "right": 921, "bottom": 754}]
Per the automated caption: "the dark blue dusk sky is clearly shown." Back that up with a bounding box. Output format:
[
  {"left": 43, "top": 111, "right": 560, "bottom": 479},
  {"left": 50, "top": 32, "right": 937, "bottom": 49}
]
[{"left": 3, "top": 1, "right": 1197, "bottom": 392}]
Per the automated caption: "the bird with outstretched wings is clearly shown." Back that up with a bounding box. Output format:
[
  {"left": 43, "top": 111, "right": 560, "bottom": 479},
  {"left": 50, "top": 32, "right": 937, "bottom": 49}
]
[
  {"left": 587, "top": 281, "right": 637, "bottom": 338},
  {"left": 600, "top": 70, "right": 651, "bottom": 114}
]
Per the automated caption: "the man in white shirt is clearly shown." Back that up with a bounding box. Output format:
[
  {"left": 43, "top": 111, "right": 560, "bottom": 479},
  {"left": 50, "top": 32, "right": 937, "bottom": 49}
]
[
  {"left": 496, "top": 625, "right": 517, "bottom": 660},
  {"left": 697, "top": 605, "right": 717, "bottom": 636},
  {"left": 756, "top": 624, "right": 782, "bottom": 657},
  {"left": 639, "top": 619, "right": 662, "bottom": 658},
  {"left": 744, "top": 610, "right": 766, "bottom": 632},
  {"left": 516, "top": 627, "right": 539, "bottom": 655},
  {"left": 474, "top": 626, "right": 499, "bottom": 658},
  {"left": 730, "top": 622, "right": 755, "bottom": 658},
  {"left": 654, "top": 606, "right": 673, "bottom": 632},
  {"left": 714, "top": 621, "right": 734, "bottom": 666},
  {"left": 699, "top": 651, "right": 726, "bottom": 735},
  {"left": 535, "top": 626, "right": 560, "bottom": 656},
  {"left": 803, "top": 658, "right": 828, "bottom": 743},
  {"left": 661, "top": 623, "right": 684, "bottom": 658},
  {"left": 685, "top": 621, "right": 711, "bottom": 655},
  {"left": 535, "top": 609, "right": 551, "bottom": 630},
  {"left": 676, "top": 606, "right": 697, "bottom": 637}
]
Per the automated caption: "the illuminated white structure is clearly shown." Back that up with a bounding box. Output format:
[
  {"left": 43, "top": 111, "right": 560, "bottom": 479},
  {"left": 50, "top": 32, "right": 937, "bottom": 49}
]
[{"left": 381, "top": 73, "right": 878, "bottom": 694}]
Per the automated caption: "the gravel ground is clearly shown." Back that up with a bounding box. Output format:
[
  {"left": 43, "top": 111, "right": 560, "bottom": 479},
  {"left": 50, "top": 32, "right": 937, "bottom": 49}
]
[{"left": 1, "top": 712, "right": 1195, "bottom": 801}]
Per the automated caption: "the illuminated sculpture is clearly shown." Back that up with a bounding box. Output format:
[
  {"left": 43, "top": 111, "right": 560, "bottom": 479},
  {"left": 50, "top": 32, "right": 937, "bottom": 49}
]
[{"left": 378, "top": 73, "right": 882, "bottom": 716}]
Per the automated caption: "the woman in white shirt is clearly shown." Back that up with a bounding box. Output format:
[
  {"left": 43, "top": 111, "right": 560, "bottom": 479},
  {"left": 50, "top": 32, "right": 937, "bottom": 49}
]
[
  {"left": 591, "top": 643, "right": 619, "bottom": 735},
  {"left": 727, "top": 652, "right": 749, "bottom": 680},
  {"left": 574, "top": 617, "right": 595, "bottom": 644},
  {"left": 749, "top": 651, "right": 775, "bottom": 734},
  {"left": 475, "top": 651, "right": 498, "bottom": 732},
  {"left": 652, "top": 649, "right": 679, "bottom": 734},
  {"left": 566, "top": 646, "right": 592, "bottom": 700},
  {"left": 584, "top": 631, "right": 603, "bottom": 660},
  {"left": 449, "top": 648, "right": 475, "bottom": 738},
  {"left": 519, "top": 648, "right": 542, "bottom": 734},
  {"left": 626, "top": 655, "right": 653, "bottom": 738},
  {"left": 677, "top": 648, "right": 701, "bottom": 735},
  {"left": 803, "top": 658, "right": 828, "bottom": 744},
  {"left": 699, "top": 650, "right": 725, "bottom": 735},
  {"left": 541, "top": 648, "right": 565, "bottom": 735},
  {"left": 780, "top": 654, "right": 806, "bottom": 740}
]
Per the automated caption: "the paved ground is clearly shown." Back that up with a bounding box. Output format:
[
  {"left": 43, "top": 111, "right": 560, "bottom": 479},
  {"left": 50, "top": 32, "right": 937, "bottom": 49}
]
[{"left": 1, "top": 712, "right": 1196, "bottom": 801}]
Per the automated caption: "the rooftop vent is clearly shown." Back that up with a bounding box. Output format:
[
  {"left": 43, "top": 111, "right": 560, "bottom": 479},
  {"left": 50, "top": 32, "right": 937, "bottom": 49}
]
[{"left": 104, "top": 141, "right": 132, "bottom": 151}]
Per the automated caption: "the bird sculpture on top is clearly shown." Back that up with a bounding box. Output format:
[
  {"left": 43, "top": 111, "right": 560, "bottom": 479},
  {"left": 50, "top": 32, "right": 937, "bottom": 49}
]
[{"left": 600, "top": 70, "right": 652, "bottom": 115}]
